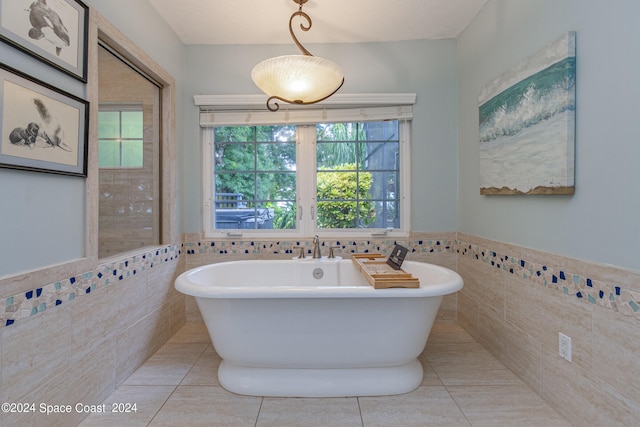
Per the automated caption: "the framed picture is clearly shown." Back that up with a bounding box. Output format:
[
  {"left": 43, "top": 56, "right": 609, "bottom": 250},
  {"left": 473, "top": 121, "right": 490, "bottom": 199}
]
[
  {"left": 0, "top": 0, "right": 88, "bottom": 82},
  {"left": 0, "top": 62, "right": 88, "bottom": 176},
  {"left": 479, "top": 32, "right": 576, "bottom": 195}
]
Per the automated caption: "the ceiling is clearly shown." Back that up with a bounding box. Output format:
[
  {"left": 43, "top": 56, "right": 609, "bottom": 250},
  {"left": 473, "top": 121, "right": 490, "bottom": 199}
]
[{"left": 147, "top": 0, "right": 489, "bottom": 45}]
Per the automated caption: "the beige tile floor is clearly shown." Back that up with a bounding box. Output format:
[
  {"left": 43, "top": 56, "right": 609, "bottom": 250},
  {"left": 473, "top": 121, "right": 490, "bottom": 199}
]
[{"left": 80, "top": 323, "right": 571, "bottom": 427}]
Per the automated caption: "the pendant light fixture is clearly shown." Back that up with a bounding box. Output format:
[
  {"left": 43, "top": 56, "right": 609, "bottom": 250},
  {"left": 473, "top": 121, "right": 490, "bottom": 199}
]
[{"left": 251, "top": 0, "right": 345, "bottom": 112}]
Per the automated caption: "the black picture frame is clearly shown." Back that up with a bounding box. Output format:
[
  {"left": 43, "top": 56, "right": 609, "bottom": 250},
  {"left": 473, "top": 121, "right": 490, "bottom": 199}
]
[
  {"left": 0, "top": 0, "right": 88, "bottom": 82},
  {"left": 0, "top": 62, "right": 89, "bottom": 176}
]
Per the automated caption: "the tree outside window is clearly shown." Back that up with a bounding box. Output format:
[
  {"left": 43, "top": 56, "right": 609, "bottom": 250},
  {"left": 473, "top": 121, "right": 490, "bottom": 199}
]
[{"left": 211, "top": 120, "right": 401, "bottom": 232}]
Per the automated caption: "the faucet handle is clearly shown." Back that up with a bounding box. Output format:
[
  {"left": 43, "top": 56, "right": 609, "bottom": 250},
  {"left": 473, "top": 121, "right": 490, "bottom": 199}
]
[
  {"left": 293, "top": 246, "right": 305, "bottom": 259},
  {"left": 328, "top": 246, "right": 340, "bottom": 259}
]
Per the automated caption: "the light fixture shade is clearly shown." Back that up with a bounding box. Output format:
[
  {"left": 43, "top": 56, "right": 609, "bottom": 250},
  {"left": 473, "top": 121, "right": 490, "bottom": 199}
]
[{"left": 251, "top": 55, "right": 344, "bottom": 105}]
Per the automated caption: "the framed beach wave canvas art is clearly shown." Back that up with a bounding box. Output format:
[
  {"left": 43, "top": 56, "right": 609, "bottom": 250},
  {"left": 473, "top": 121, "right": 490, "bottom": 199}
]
[{"left": 479, "top": 31, "right": 576, "bottom": 195}]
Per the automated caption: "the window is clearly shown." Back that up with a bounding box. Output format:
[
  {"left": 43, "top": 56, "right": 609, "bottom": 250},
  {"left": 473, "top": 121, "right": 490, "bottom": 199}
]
[
  {"left": 213, "top": 125, "right": 297, "bottom": 230},
  {"left": 316, "top": 121, "right": 400, "bottom": 230},
  {"left": 98, "top": 108, "right": 144, "bottom": 168},
  {"left": 200, "top": 100, "right": 413, "bottom": 238}
]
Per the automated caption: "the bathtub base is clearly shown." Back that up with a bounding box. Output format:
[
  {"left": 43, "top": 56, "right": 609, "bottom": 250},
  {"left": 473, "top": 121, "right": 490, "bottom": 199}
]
[{"left": 218, "top": 359, "right": 423, "bottom": 397}]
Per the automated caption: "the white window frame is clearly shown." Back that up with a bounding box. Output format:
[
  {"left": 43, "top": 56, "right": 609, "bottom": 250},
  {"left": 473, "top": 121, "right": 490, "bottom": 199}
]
[{"left": 199, "top": 94, "right": 415, "bottom": 239}]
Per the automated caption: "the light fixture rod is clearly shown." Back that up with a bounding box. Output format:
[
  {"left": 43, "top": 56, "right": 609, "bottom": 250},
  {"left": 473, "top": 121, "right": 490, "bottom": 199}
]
[{"left": 289, "top": 1, "right": 313, "bottom": 56}]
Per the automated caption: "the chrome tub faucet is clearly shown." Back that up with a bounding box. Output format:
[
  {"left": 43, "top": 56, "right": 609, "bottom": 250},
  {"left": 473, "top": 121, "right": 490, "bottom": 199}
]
[{"left": 312, "top": 235, "right": 322, "bottom": 259}]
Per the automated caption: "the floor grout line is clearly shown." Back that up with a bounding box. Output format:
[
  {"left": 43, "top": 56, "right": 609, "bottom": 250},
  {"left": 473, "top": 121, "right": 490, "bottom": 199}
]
[
  {"left": 81, "top": 323, "right": 571, "bottom": 427},
  {"left": 254, "top": 397, "right": 264, "bottom": 427},
  {"left": 145, "top": 384, "right": 178, "bottom": 426}
]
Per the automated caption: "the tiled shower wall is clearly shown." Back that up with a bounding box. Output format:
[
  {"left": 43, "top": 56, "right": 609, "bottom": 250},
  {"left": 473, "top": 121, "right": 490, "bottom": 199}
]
[
  {"left": 456, "top": 233, "right": 640, "bottom": 426},
  {"left": 97, "top": 45, "right": 161, "bottom": 259}
]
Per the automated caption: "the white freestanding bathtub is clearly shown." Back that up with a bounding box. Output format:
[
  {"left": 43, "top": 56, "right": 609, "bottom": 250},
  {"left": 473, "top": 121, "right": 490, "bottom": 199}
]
[{"left": 175, "top": 257, "right": 463, "bottom": 397}]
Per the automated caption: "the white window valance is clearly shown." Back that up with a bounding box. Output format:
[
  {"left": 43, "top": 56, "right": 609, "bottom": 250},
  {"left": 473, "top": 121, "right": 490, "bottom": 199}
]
[{"left": 195, "top": 93, "right": 416, "bottom": 126}]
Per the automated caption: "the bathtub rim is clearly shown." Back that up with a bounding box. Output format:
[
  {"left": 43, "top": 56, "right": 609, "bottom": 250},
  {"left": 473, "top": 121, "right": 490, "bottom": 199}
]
[{"left": 175, "top": 259, "right": 463, "bottom": 299}]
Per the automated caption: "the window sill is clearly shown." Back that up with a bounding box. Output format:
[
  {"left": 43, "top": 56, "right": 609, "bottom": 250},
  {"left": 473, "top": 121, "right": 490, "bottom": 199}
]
[{"left": 203, "top": 230, "right": 409, "bottom": 241}]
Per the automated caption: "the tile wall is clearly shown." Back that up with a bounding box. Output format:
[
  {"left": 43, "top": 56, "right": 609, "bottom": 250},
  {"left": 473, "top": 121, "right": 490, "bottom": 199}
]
[
  {"left": 97, "top": 46, "right": 161, "bottom": 259},
  {"left": 456, "top": 233, "right": 640, "bottom": 426},
  {"left": 182, "top": 230, "right": 640, "bottom": 425},
  {"left": 1, "top": 231, "right": 638, "bottom": 426},
  {"left": 0, "top": 245, "right": 185, "bottom": 427}
]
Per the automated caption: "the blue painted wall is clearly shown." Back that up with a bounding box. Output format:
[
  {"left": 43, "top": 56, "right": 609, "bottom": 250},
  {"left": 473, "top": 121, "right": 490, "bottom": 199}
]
[
  {"left": 4, "top": 0, "right": 639, "bottom": 275},
  {"left": 182, "top": 40, "right": 460, "bottom": 234},
  {"left": 458, "top": 0, "right": 640, "bottom": 270},
  {"left": 0, "top": 0, "right": 185, "bottom": 276}
]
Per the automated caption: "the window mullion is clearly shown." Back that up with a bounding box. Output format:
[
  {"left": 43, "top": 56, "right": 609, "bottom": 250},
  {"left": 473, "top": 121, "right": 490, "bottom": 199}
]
[
  {"left": 118, "top": 111, "right": 124, "bottom": 167},
  {"left": 399, "top": 120, "right": 411, "bottom": 230},
  {"left": 253, "top": 128, "right": 258, "bottom": 221},
  {"left": 203, "top": 128, "right": 215, "bottom": 236},
  {"left": 296, "top": 125, "right": 316, "bottom": 237},
  {"left": 310, "top": 126, "right": 318, "bottom": 235}
]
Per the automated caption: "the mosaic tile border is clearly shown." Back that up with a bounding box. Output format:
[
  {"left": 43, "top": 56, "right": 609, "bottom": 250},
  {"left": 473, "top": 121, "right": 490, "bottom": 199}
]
[
  {"left": 0, "top": 236, "right": 452, "bottom": 329},
  {"left": 182, "top": 237, "right": 455, "bottom": 258},
  {"left": 1, "top": 245, "right": 181, "bottom": 328},
  {"left": 7, "top": 233, "right": 635, "bottom": 328},
  {"left": 457, "top": 239, "right": 640, "bottom": 321}
]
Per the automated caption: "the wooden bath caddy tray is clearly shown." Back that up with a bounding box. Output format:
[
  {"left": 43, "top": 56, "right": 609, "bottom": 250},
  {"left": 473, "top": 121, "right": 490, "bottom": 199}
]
[{"left": 351, "top": 254, "right": 420, "bottom": 289}]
